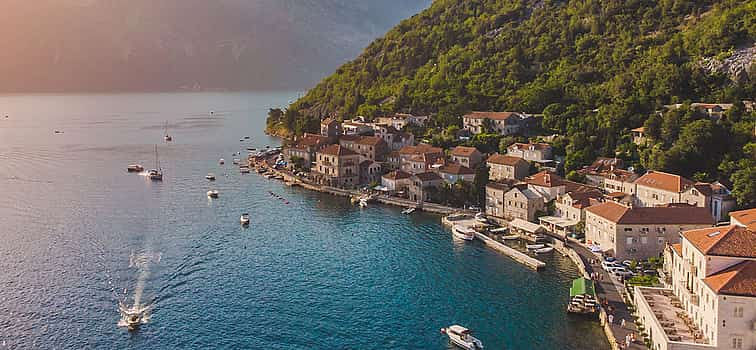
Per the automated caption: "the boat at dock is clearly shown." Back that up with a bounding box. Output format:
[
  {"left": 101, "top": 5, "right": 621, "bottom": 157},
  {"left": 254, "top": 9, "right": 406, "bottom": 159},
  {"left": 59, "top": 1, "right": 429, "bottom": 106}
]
[
  {"left": 402, "top": 207, "right": 416, "bottom": 215},
  {"left": 441, "top": 325, "right": 484, "bottom": 350},
  {"left": 452, "top": 225, "right": 475, "bottom": 241},
  {"left": 534, "top": 246, "right": 554, "bottom": 254},
  {"left": 127, "top": 164, "right": 144, "bottom": 172},
  {"left": 232, "top": 158, "right": 240, "bottom": 165},
  {"left": 526, "top": 244, "right": 545, "bottom": 250},
  {"left": 500, "top": 234, "right": 519, "bottom": 240},
  {"left": 239, "top": 166, "right": 250, "bottom": 174},
  {"left": 207, "top": 190, "right": 219, "bottom": 198}
]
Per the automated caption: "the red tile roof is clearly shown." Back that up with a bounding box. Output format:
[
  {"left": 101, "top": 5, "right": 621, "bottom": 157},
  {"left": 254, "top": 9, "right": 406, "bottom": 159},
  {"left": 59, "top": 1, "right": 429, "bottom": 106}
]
[
  {"left": 631, "top": 127, "right": 645, "bottom": 133},
  {"left": 463, "top": 111, "right": 517, "bottom": 121},
  {"left": 382, "top": 170, "right": 411, "bottom": 180},
  {"left": 670, "top": 243, "right": 682, "bottom": 256},
  {"left": 703, "top": 260, "right": 756, "bottom": 297},
  {"left": 682, "top": 226, "right": 756, "bottom": 258},
  {"left": 317, "top": 144, "right": 358, "bottom": 157},
  {"left": 509, "top": 142, "right": 551, "bottom": 151},
  {"left": 321, "top": 117, "right": 338, "bottom": 125},
  {"left": 356, "top": 136, "right": 384, "bottom": 146},
  {"left": 634, "top": 171, "right": 694, "bottom": 193},
  {"left": 451, "top": 146, "right": 480, "bottom": 157},
  {"left": 398, "top": 144, "right": 443, "bottom": 155},
  {"left": 525, "top": 171, "right": 563, "bottom": 188},
  {"left": 730, "top": 208, "right": 756, "bottom": 230},
  {"left": 439, "top": 164, "right": 474, "bottom": 175},
  {"left": 487, "top": 153, "right": 528, "bottom": 167},
  {"left": 486, "top": 180, "right": 518, "bottom": 191},
  {"left": 414, "top": 172, "right": 442, "bottom": 182},
  {"left": 586, "top": 201, "right": 714, "bottom": 225}
]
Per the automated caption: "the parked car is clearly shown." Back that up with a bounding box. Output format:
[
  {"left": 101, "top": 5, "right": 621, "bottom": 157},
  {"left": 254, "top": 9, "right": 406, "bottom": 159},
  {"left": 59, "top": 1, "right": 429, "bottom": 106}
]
[
  {"left": 601, "top": 261, "right": 621, "bottom": 271},
  {"left": 643, "top": 270, "right": 658, "bottom": 276},
  {"left": 603, "top": 256, "right": 617, "bottom": 262},
  {"left": 621, "top": 260, "right": 633, "bottom": 267},
  {"left": 612, "top": 267, "right": 635, "bottom": 278}
]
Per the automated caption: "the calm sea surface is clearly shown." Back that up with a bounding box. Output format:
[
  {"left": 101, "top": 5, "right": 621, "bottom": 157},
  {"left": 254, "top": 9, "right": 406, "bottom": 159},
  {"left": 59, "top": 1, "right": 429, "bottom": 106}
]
[{"left": 0, "top": 92, "right": 609, "bottom": 349}]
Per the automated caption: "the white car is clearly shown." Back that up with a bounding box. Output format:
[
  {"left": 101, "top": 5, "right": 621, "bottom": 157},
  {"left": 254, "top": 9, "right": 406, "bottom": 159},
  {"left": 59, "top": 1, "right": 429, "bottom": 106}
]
[{"left": 601, "top": 261, "right": 621, "bottom": 271}]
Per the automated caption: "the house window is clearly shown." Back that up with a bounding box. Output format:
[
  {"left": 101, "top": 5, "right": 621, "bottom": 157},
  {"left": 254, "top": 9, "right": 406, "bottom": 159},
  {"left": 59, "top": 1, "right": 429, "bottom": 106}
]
[
  {"left": 624, "top": 228, "right": 633, "bottom": 232},
  {"left": 641, "top": 237, "right": 648, "bottom": 244},
  {"left": 626, "top": 237, "right": 633, "bottom": 245},
  {"left": 734, "top": 306, "right": 744, "bottom": 318},
  {"left": 657, "top": 237, "right": 665, "bottom": 245},
  {"left": 731, "top": 337, "right": 743, "bottom": 349}
]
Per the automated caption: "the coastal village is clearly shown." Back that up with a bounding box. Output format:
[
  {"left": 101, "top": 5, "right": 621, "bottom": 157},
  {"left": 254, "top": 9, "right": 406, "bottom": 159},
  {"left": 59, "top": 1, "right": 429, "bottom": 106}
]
[{"left": 257, "top": 104, "right": 756, "bottom": 350}]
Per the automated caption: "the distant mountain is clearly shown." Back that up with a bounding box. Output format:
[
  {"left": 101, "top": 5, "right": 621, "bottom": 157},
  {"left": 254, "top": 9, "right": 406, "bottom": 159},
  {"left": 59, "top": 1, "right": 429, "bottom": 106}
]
[{"left": 0, "top": 0, "right": 430, "bottom": 92}]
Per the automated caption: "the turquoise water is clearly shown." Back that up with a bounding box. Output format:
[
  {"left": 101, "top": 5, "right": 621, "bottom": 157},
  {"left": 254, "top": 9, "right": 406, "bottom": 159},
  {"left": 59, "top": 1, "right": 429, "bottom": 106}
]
[{"left": 0, "top": 92, "right": 609, "bottom": 349}]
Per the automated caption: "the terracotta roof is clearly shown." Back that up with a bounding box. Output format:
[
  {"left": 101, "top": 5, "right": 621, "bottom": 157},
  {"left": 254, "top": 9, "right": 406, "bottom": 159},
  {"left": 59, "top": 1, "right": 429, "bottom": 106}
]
[
  {"left": 413, "top": 172, "right": 442, "bottom": 182},
  {"left": 634, "top": 171, "right": 694, "bottom": 193},
  {"left": 525, "top": 171, "right": 563, "bottom": 188},
  {"left": 382, "top": 170, "right": 411, "bottom": 180},
  {"left": 487, "top": 153, "right": 528, "bottom": 167},
  {"left": 463, "top": 111, "right": 518, "bottom": 120},
  {"left": 703, "top": 260, "right": 756, "bottom": 297},
  {"left": 671, "top": 243, "right": 682, "bottom": 256},
  {"left": 565, "top": 189, "right": 603, "bottom": 209},
  {"left": 439, "top": 164, "right": 474, "bottom": 175},
  {"left": 356, "top": 136, "right": 384, "bottom": 146},
  {"left": 298, "top": 134, "right": 330, "bottom": 147},
  {"left": 508, "top": 142, "right": 551, "bottom": 151},
  {"left": 398, "top": 144, "right": 443, "bottom": 155},
  {"left": 586, "top": 201, "right": 714, "bottom": 225},
  {"left": 339, "top": 135, "right": 361, "bottom": 142},
  {"left": 631, "top": 127, "right": 645, "bottom": 132},
  {"left": 730, "top": 208, "right": 756, "bottom": 230},
  {"left": 451, "top": 146, "right": 480, "bottom": 157},
  {"left": 682, "top": 226, "right": 756, "bottom": 258},
  {"left": 486, "top": 180, "right": 517, "bottom": 191},
  {"left": 317, "top": 144, "right": 358, "bottom": 157},
  {"left": 321, "top": 117, "right": 338, "bottom": 125}
]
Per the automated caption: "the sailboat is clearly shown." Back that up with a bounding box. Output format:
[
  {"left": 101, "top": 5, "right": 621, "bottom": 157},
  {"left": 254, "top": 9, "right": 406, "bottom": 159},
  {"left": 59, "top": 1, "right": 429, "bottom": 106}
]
[
  {"left": 147, "top": 145, "right": 163, "bottom": 181},
  {"left": 163, "top": 121, "right": 172, "bottom": 142}
]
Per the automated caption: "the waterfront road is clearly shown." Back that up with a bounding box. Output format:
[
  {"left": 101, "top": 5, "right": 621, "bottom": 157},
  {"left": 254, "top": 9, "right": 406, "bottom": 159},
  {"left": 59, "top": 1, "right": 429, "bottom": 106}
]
[{"left": 567, "top": 241, "right": 647, "bottom": 350}]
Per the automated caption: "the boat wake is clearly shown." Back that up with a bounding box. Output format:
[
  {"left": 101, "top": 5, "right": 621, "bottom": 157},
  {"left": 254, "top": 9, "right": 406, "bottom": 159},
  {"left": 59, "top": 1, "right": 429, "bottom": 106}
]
[{"left": 118, "top": 251, "right": 161, "bottom": 330}]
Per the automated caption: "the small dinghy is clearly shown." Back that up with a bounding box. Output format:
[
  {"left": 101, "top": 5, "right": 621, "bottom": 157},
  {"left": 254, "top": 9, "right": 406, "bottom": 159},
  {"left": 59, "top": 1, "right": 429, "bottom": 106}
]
[
  {"left": 127, "top": 164, "right": 144, "bottom": 172},
  {"left": 534, "top": 247, "right": 554, "bottom": 254},
  {"left": 206, "top": 190, "right": 219, "bottom": 198},
  {"left": 526, "top": 244, "right": 545, "bottom": 250},
  {"left": 240, "top": 213, "right": 250, "bottom": 225},
  {"left": 205, "top": 173, "right": 216, "bottom": 180}
]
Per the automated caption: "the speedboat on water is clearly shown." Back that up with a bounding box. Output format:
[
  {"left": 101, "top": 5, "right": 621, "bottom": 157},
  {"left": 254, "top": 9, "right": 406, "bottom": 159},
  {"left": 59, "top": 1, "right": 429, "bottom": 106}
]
[
  {"left": 119, "top": 302, "right": 149, "bottom": 331},
  {"left": 240, "top": 213, "right": 250, "bottom": 225},
  {"left": 219, "top": 158, "right": 225, "bottom": 165},
  {"left": 207, "top": 190, "right": 219, "bottom": 198},
  {"left": 127, "top": 164, "right": 144, "bottom": 172},
  {"left": 206, "top": 173, "right": 216, "bottom": 180},
  {"left": 442, "top": 325, "right": 484, "bottom": 350}
]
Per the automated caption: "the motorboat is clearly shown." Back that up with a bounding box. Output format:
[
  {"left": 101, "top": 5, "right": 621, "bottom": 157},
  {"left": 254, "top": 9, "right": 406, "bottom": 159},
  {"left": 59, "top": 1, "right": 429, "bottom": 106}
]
[
  {"left": 219, "top": 158, "right": 225, "bottom": 165},
  {"left": 118, "top": 302, "right": 149, "bottom": 331},
  {"left": 205, "top": 173, "right": 216, "bottom": 181},
  {"left": 501, "top": 234, "right": 520, "bottom": 240},
  {"left": 534, "top": 246, "right": 554, "bottom": 254},
  {"left": 244, "top": 136, "right": 250, "bottom": 139},
  {"left": 359, "top": 198, "right": 368, "bottom": 208},
  {"left": 452, "top": 225, "right": 475, "bottom": 241},
  {"left": 127, "top": 164, "right": 144, "bottom": 172},
  {"left": 442, "top": 325, "right": 484, "bottom": 350},
  {"left": 163, "top": 121, "right": 172, "bottom": 142},
  {"left": 526, "top": 244, "right": 545, "bottom": 250},
  {"left": 207, "top": 190, "right": 219, "bottom": 198},
  {"left": 402, "top": 207, "right": 416, "bottom": 215},
  {"left": 232, "top": 158, "right": 241, "bottom": 165},
  {"left": 239, "top": 166, "right": 250, "bottom": 174},
  {"left": 240, "top": 213, "right": 250, "bottom": 225}
]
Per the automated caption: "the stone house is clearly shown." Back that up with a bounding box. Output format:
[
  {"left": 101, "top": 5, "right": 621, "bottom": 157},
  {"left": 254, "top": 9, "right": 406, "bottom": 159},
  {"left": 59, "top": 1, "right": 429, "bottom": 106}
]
[
  {"left": 375, "top": 113, "right": 429, "bottom": 130},
  {"left": 381, "top": 170, "right": 412, "bottom": 193},
  {"left": 633, "top": 171, "right": 695, "bottom": 207},
  {"left": 408, "top": 172, "right": 443, "bottom": 202},
  {"left": 554, "top": 189, "right": 604, "bottom": 223},
  {"left": 485, "top": 180, "right": 518, "bottom": 219},
  {"left": 313, "top": 144, "right": 360, "bottom": 188},
  {"left": 486, "top": 153, "right": 529, "bottom": 181},
  {"left": 584, "top": 201, "right": 714, "bottom": 260},
  {"left": 339, "top": 135, "right": 389, "bottom": 162},
  {"left": 461, "top": 111, "right": 531, "bottom": 135},
  {"left": 503, "top": 184, "right": 546, "bottom": 222},
  {"left": 437, "top": 164, "right": 475, "bottom": 184},
  {"left": 320, "top": 117, "right": 341, "bottom": 138},
  {"left": 506, "top": 142, "right": 553, "bottom": 162},
  {"left": 680, "top": 182, "right": 737, "bottom": 223},
  {"left": 631, "top": 127, "right": 647, "bottom": 146},
  {"left": 398, "top": 144, "right": 444, "bottom": 174},
  {"left": 283, "top": 133, "right": 332, "bottom": 170},
  {"left": 450, "top": 146, "right": 483, "bottom": 169}
]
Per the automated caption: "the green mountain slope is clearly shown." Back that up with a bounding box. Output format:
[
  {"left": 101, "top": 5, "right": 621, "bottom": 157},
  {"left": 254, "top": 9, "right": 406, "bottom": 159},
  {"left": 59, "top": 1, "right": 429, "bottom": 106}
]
[{"left": 281, "top": 0, "right": 755, "bottom": 207}]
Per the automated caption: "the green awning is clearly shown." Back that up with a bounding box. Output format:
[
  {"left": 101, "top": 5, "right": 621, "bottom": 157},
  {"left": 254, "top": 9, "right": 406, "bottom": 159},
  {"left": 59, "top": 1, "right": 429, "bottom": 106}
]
[{"left": 570, "top": 277, "right": 596, "bottom": 297}]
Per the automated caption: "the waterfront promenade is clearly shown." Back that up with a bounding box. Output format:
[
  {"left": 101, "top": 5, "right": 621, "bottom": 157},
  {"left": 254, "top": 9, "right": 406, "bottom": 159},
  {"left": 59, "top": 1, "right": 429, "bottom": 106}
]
[{"left": 567, "top": 241, "right": 646, "bottom": 350}]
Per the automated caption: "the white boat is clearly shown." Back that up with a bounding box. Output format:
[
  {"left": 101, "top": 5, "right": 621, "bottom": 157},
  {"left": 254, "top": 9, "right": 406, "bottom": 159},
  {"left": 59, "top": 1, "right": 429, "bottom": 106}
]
[
  {"left": 359, "top": 198, "right": 368, "bottom": 208},
  {"left": 501, "top": 234, "right": 519, "bottom": 240},
  {"left": 526, "top": 244, "right": 545, "bottom": 250},
  {"left": 452, "top": 225, "right": 475, "bottom": 241},
  {"left": 240, "top": 213, "right": 250, "bottom": 225},
  {"left": 402, "top": 207, "right": 416, "bottom": 215},
  {"left": 205, "top": 173, "right": 216, "bottom": 180},
  {"left": 206, "top": 190, "right": 219, "bottom": 198},
  {"left": 163, "top": 121, "right": 172, "bottom": 142},
  {"left": 239, "top": 166, "right": 250, "bottom": 174},
  {"left": 118, "top": 302, "right": 149, "bottom": 331},
  {"left": 489, "top": 227, "right": 508, "bottom": 233},
  {"left": 147, "top": 145, "right": 163, "bottom": 181},
  {"left": 219, "top": 158, "right": 225, "bottom": 165},
  {"left": 442, "top": 325, "right": 484, "bottom": 350},
  {"left": 534, "top": 246, "right": 554, "bottom": 254},
  {"left": 127, "top": 164, "right": 144, "bottom": 172},
  {"left": 232, "top": 158, "right": 241, "bottom": 165}
]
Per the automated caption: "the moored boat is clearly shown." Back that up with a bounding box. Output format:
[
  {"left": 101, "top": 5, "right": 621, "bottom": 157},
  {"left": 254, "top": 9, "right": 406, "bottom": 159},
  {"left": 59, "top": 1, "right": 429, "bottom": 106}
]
[
  {"left": 147, "top": 145, "right": 163, "bottom": 181},
  {"left": 452, "top": 225, "right": 475, "bottom": 241},
  {"left": 402, "top": 207, "right": 416, "bottom": 215},
  {"left": 240, "top": 213, "right": 250, "bottom": 225},
  {"left": 501, "top": 234, "right": 520, "bottom": 240},
  {"left": 526, "top": 244, "right": 545, "bottom": 250},
  {"left": 127, "top": 164, "right": 144, "bottom": 172},
  {"left": 441, "top": 325, "right": 484, "bottom": 350},
  {"left": 207, "top": 190, "right": 219, "bottom": 198},
  {"left": 534, "top": 246, "right": 554, "bottom": 254},
  {"left": 239, "top": 166, "right": 250, "bottom": 174},
  {"left": 206, "top": 173, "right": 216, "bottom": 180},
  {"left": 219, "top": 158, "right": 225, "bottom": 165}
]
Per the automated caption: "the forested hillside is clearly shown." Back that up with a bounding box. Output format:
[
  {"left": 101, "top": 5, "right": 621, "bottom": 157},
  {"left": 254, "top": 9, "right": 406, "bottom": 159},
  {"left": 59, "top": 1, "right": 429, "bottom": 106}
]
[{"left": 280, "top": 0, "right": 755, "bottom": 207}]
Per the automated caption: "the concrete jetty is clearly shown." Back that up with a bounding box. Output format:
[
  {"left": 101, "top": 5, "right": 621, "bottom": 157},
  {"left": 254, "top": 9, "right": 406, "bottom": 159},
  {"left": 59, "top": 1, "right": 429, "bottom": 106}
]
[{"left": 441, "top": 215, "right": 546, "bottom": 271}]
